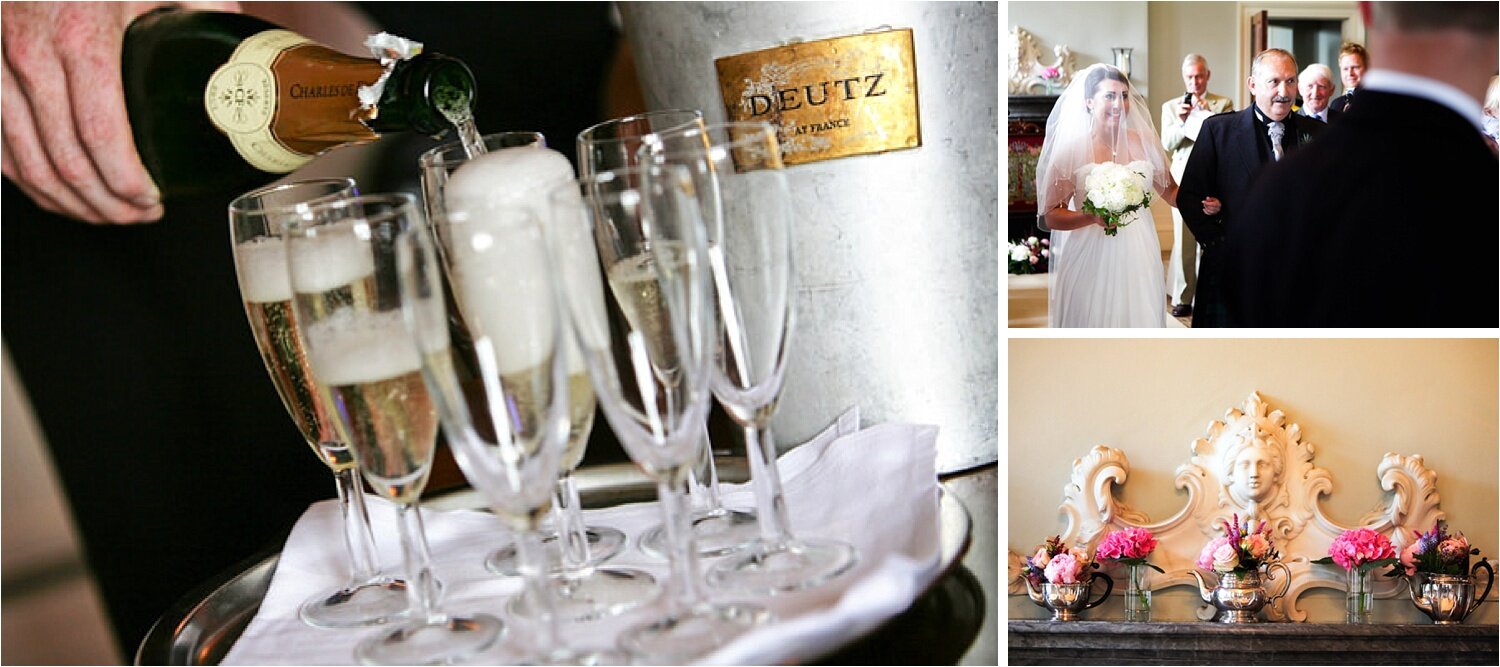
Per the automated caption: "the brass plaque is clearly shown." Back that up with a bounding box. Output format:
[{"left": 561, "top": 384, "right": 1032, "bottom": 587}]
[{"left": 715, "top": 29, "right": 921, "bottom": 167}]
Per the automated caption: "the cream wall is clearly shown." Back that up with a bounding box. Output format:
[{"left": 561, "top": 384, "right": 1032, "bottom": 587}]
[
  {"left": 1011, "top": 2, "right": 1152, "bottom": 97},
  {"left": 1146, "top": 2, "right": 1242, "bottom": 118},
  {"left": 1008, "top": 339, "right": 1498, "bottom": 624}
]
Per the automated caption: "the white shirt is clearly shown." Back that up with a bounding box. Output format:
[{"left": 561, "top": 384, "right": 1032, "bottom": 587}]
[{"left": 1361, "top": 69, "right": 1484, "bottom": 131}]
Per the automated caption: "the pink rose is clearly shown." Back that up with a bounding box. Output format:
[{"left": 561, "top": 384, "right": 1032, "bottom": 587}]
[
  {"left": 1244, "top": 534, "right": 1271, "bottom": 560},
  {"left": 1400, "top": 541, "right": 1420, "bottom": 576},
  {"left": 1043, "top": 66, "right": 1061, "bottom": 80},
  {"left": 1198, "top": 536, "right": 1231, "bottom": 571},
  {"left": 1045, "top": 552, "right": 1082, "bottom": 584},
  {"left": 1212, "top": 543, "right": 1241, "bottom": 572},
  {"left": 1032, "top": 547, "right": 1052, "bottom": 569}
]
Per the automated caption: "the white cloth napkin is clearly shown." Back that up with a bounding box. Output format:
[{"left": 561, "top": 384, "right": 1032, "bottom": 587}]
[{"left": 222, "top": 413, "right": 941, "bottom": 665}]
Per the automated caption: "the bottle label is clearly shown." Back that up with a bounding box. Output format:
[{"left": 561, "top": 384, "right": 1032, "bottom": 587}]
[
  {"left": 205, "top": 30, "right": 384, "bottom": 173},
  {"left": 714, "top": 29, "right": 921, "bottom": 167}
]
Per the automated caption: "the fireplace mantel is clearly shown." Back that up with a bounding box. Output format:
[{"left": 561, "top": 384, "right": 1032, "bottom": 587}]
[{"left": 1008, "top": 620, "right": 1498, "bottom": 665}]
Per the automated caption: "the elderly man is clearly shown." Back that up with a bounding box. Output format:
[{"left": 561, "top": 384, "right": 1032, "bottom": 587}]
[
  {"left": 1160, "top": 54, "right": 1233, "bottom": 319},
  {"left": 1329, "top": 42, "right": 1368, "bottom": 113},
  {"left": 1297, "top": 64, "right": 1339, "bottom": 123},
  {"left": 1230, "top": 2, "right": 1497, "bottom": 327},
  {"left": 1177, "top": 48, "right": 1326, "bottom": 328}
]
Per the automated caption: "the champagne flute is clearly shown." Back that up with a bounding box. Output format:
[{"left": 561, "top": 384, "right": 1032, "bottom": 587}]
[
  {"left": 285, "top": 193, "right": 502, "bottom": 664},
  {"left": 419, "top": 136, "right": 659, "bottom": 621},
  {"left": 397, "top": 206, "right": 622, "bottom": 663},
  {"left": 228, "top": 178, "right": 409, "bottom": 628},
  {"left": 642, "top": 122, "right": 858, "bottom": 594},
  {"left": 551, "top": 163, "right": 769, "bottom": 662},
  {"left": 578, "top": 109, "right": 759, "bottom": 558}
]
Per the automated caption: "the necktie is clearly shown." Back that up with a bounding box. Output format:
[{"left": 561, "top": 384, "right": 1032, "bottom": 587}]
[{"left": 1268, "top": 121, "right": 1285, "bottom": 162}]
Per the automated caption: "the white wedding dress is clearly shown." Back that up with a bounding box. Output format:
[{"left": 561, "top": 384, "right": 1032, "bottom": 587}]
[{"left": 1048, "top": 163, "right": 1166, "bottom": 328}]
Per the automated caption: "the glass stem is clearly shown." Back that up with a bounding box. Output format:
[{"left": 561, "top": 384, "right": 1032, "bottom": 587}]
[
  {"left": 745, "top": 423, "right": 793, "bottom": 545},
  {"left": 657, "top": 472, "right": 705, "bottom": 612},
  {"left": 684, "top": 424, "right": 723, "bottom": 515},
  {"left": 394, "top": 503, "right": 442, "bottom": 624},
  {"left": 515, "top": 526, "right": 564, "bottom": 658},
  {"left": 334, "top": 466, "right": 380, "bottom": 582},
  {"left": 554, "top": 472, "right": 592, "bottom": 577}
]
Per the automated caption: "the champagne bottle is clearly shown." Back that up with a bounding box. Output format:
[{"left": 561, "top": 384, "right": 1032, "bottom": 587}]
[{"left": 122, "top": 9, "right": 476, "bottom": 198}]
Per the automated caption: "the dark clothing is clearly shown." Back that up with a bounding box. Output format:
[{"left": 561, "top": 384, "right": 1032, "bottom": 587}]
[
  {"left": 2, "top": 183, "right": 332, "bottom": 652},
  {"left": 1177, "top": 107, "right": 1326, "bottom": 327},
  {"left": 1228, "top": 90, "right": 1499, "bottom": 327},
  {"left": 2, "top": 2, "right": 620, "bottom": 654},
  {"left": 1329, "top": 88, "right": 1355, "bottom": 115}
]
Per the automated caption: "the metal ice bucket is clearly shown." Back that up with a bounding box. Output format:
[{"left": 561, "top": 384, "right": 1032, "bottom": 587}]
[{"left": 619, "top": 2, "right": 999, "bottom": 472}]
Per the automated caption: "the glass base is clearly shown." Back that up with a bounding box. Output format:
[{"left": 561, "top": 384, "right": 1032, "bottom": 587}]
[
  {"left": 706, "top": 537, "right": 858, "bottom": 595},
  {"left": 354, "top": 613, "right": 504, "bottom": 665},
  {"left": 486, "top": 526, "right": 626, "bottom": 576},
  {"left": 617, "top": 602, "right": 769, "bottom": 663},
  {"left": 298, "top": 577, "right": 410, "bottom": 628},
  {"left": 639, "top": 507, "right": 759, "bottom": 559},
  {"left": 508, "top": 568, "right": 661, "bottom": 623}
]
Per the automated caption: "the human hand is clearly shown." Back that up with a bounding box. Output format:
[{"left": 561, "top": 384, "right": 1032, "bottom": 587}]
[
  {"left": 1176, "top": 101, "right": 1192, "bottom": 121},
  {"left": 1202, "top": 197, "right": 1222, "bottom": 216},
  {"left": 2, "top": 1, "right": 238, "bottom": 224}
]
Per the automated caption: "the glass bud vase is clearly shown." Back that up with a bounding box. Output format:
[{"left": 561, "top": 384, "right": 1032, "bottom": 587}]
[
  {"left": 1346, "top": 566, "right": 1373, "bottom": 624},
  {"left": 1125, "top": 563, "right": 1151, "bottom": 622}
]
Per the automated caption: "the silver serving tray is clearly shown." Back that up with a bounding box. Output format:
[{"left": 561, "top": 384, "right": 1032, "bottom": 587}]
[{"left": 136, "top": 461, "right": 972, "bottom": 665}]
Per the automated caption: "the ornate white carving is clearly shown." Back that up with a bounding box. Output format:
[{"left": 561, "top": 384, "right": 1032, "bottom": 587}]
[
  {"left": 1010, "top": 391, "right": 1446, "bottom": 622},
  {"left": 1008, "top": 27, "right": 1075, "bottom": 95}
]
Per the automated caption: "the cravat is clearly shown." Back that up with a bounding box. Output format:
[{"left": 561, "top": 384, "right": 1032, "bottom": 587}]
[{"left": 1267, "top": 121, "right": 1285, "bottom": 162}]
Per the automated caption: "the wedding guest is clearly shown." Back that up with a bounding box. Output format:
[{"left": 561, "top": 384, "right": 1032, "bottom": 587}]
[
  {"left": 1296, "top": 64, "right": 1339, "bottom": 123},
  {"left": 1329, "top": 42, "right": 1368, "bottom": 114},
  {"left": 1229, "top": 1, "right": 1498, "bottom": 327},
  {"left": 1160, "top": 54, "right": 1233, "bottom": 319},
  {"left": 1176, "top": 48, "right": 1325, "bottom": 328}
]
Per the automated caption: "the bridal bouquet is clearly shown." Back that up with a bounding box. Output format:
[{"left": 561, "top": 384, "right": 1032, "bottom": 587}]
[
  {"left": 1023, "top": 535, "right": 1098, "bottom": 586},
  {"left": 1081, "top": 160, "right": 1153, "bottom": 236},
  {"left": 1197, "top": 514, "right": 1280, "bottom": 574}
]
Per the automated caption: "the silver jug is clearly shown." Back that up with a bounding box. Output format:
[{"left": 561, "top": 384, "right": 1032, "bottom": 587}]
[
  {"left": 1025, "top": 572, "right": 1113, "bottom": 621},
  {"left": 1190, "top": 562, "right": 1291, "bottom": 623},
  {"left": 1408, "top": 559, "right": 1495, "bottom": 624}
]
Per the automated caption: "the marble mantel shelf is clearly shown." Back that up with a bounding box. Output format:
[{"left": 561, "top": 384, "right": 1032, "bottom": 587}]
[{"left": 1008, "top": 620, "right": 1499, "bottom": 665}]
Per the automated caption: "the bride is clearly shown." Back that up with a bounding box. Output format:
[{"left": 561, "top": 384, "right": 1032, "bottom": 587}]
[{"left": 1035, "top": 64, "right": 1218, "bottom": 327}]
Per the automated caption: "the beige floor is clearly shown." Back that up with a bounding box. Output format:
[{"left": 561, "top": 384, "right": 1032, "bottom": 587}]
[{"left": 1008, "top": 199, "right": 1190, "bottom": 329}]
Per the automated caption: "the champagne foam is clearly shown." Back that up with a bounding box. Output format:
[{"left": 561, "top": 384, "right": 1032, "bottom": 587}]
[
  {"left": 236, "top": 237, "right": 291, "bottom": 303},
  {"left": 451, "top": 229, "right": 558, "bottom": 374},
  {"left": 303, "top": 309, "right": 422, "bottom": 386},
  {"left": 442, "top": 146, "right": 606, "bottom": 373},
  {"left": 287, "top": 223, "right": 376, "bottom": 293},
  {"left": 444, "top": 145, "right": 574, "bottom": 215}
]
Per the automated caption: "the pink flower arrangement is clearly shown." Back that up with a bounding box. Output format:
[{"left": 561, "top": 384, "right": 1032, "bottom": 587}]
[
  {"left": 1327, "top": 528, "right": 1396, "bottom": 571},
  {"left": 1042, "top": 66, "right": 1062, "bottom": 81},
  {"left": 1395, "top": 521, "right": 1486, "bottom": 577},
  {"left": 1023, "top": 535, "right": 1098, "bottom": 587},
  {"left": 1096, "top": 527, "right": 1157, "bottom": 562},
  {"left": 1045, "top": 552, "right": 1083, "bottom": 584},
  {"left": 1196, "top": 514, "right": 1280, "bottom": 574}
]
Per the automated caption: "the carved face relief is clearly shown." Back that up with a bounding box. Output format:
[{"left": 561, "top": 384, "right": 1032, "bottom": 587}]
[{"left": 1227, "top": 440, "right": 1282, "bottom": 505}]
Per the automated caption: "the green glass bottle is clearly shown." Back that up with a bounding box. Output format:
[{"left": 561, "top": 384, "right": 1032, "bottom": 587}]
[{"left": 122, "top": 9, "right": 476, "bottom": 199}]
